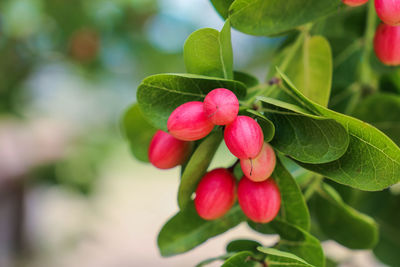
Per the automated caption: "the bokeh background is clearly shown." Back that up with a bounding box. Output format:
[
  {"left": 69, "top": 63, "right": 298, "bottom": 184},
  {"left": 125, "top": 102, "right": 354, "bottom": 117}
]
[{"left": 0, "top": 0, "right": 386, "bottom": 266}]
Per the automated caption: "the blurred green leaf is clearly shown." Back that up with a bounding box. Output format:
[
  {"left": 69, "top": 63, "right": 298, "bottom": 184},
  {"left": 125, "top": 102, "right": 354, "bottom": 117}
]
[
  {"left": 158, "top": 204, "right": 246, "bottom": 257},
  {"left": 121, "top": 104, "right": 157, "bottom": 162},
  {"left": 226, "top": 239, "right": 262, "bottom": 253},
  {"left": 258, "top": 247, "right": 315, "bottom": 267},
  {"left": 178, "top": 131, "right": 223, "bottom": 210},
  {"left": 314, "top": 183, "right": 378, "bottom": 249},
  {"left": 353, "top": 93, "right": 400, "bottom": 146},
  {"left": 210, "top": 0, "right": 235, "bottom": 19},
  {"left": 222, "top": 251, "right": 262, "bottom": 267},
  {"left": 285, "top": 35, "right": 332, "bottom": 107},
  {"left": 184, "top": 20, "right": 233, "bottom": 79},
  {"left": 234, "top": 71, "right": 259, "bottom": 88},
  {"left": 229, "top": 0, "right": 341, "bottom": 36},
  {"left": 137, "top": 73, "right": 247, "bottom": 130}
]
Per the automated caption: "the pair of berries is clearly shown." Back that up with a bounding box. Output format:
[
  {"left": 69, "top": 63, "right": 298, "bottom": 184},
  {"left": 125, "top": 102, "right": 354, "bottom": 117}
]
[
  {"left": 194, "top": 168, "right": 281, "bottom": 223},
  {"left": 342, "top": 0, "right": 400, "bottom": 66}
]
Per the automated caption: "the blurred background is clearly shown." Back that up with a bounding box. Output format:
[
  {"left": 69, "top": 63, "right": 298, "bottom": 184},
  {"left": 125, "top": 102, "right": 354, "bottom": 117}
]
[{"left": 0, "top": 0, "right": 386, "bottom": 266}]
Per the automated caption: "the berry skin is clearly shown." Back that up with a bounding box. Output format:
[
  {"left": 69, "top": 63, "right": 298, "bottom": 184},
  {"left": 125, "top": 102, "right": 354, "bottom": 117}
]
[
  {"left": 148, "top": 130, "right": 192, "bottom": 169},
  {"left": 203, "top": 88, "right": 239, "bottom": 125},
  {"left": 375, "top": 0, "right": 400, "bottom": 26},
  {"left": 240, "top": 142, "right": 276, "bottom": 182},
  {"left": 374, "top": 23, "right": 400, "bottom": 66},
  {"left": 224, "top": 116, "right": 264, "bottom": 159},
  {"left": 238, "top": 176, "right": 281, "bottom": 223},
  {"left": 342, "top": 0, "right": 368, "bottom": 6},
  {"left": 194, "top": 168, "right": 236, "bottom": 220},
  {"left": 167, "top": 101, "right": 214, "bottom": 141}
]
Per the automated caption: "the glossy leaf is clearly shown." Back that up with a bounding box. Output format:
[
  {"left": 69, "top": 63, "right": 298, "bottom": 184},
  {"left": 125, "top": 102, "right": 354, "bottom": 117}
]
[
  {"left": 258, "top": 247, "right": 315, "bottom": 267},
  {"left": 277, "top": 70, "right": 400, "bottom": 191},
  {"left": 178, "top": 131, "right": 223, "bottom": 210},
  {"left": 353, "top": 93, "right": 400, "bottom": 146},
  {"left": 314, "top": 183, "right": 379, "bottom": 249},
  {"left": 137, "top": 73, "right": 246, "bottom": 130},
  {"left": 271, "top": 220, "right": 325, "bottom": 267},
  {"left": 222, "top": 251, "right": 262, "bottom": 267},
  {"left": 121, "top": 104, "right": 157, "bottom": 162},
  {"left": 229, "top": 0, "right": 341, "bottom": 36},
  {"left": 158, "top": 204, "right": 245, "bottom": 257},
  {"left": 210, "top": 0, "right": 235, "bottom": 19},
  {"left": 246, "top": 109, "right": 275, "bottom": 142},
  {"left": 285, "top": 35, "right": 332, "bottom": 107},
  {"left": 184, "top": 20, "right": 233, "bottom": 79},
  {"left": 226, "top": 239, "right": 262, "bottom": 253}
]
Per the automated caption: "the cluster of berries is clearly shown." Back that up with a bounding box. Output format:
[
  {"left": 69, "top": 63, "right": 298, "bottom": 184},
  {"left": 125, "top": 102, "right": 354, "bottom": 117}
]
[
  {"left": 342, "top": 0, "right": 400, "bottom": 66},
  {"left": 148, "top": 88, "right": 281, "bottom": 223}
]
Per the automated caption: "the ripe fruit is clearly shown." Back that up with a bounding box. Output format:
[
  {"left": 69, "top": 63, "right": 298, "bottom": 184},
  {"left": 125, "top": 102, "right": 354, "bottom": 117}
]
[
  {"left": 373, "top": 23, "right": 400, "bottom": 66},
  {"left": 240, "top": 142, "right": 276, "bottom": 182},
  {"left": 224, "top": 116, "right": 264, "bottom": 159},
  {"left": 375, "top": 0, "right": 400, "bottom": 26},
  {"left": 203, "top": 88, "right": 239, "bottom": 125},
  {"left": 238, "top": 177, "right": 281, "bottom": 223},
  {"left": 342, "top": 0, "right": 368, "bottom": 7},
  {"left": 194, "top": 168, "right": 236, "bottom": 220},
  {"left": 167, "top": 101, "right": 214, "bottom": 141},
  {"left": 148, "top": 130, "right": 192, "bottom": 169}
]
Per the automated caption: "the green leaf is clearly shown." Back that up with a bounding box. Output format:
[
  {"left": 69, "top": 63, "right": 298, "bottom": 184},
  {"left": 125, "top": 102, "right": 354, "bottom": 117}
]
[
  {"left": 277, "top": 70, "right": 400, "bottom": 191},
  {"left": 178, "top": 131, "right": 223, "bottom": 210},
  {"left": 137, "top": 73, "right": 246, "bottom": 130},
  {"left": 158, "top": 204, "right": 245, "bottom": 257},
  {"left": 234, "top": 71, "right": 259, "bottom": 88},
  {"left": 249, "top": 159, "right": 310, "bottom": 232},
  {"left": 184, "top": 20, "right": 233, "bottom": 79},
  {"left": 121, "top": 104, "right": 157, "bottom": 162},
  {"left": 196, "top": 253, "right": 234, "bottom": 267},
  {"left": 285, "top": 35, "right": 333, "bottom": 107},
  {"left": 270, "top": 220, "right": 325, "bottom": 267},
  {"left": 353, "top": 93, "right": 400, "bottom": 146},
  {"left": 226, "top": 239, "right": 262, "bottom": 253},
  {"left": 210, "top": 0, "right": 235, "bottom": 19},
  {"left": 229, "top": 0, "right": 341, "bottom": 36},
  {"left": 222, "top": 251, "right": 262, "bottom": 267},
  {"left": 258, "top": 247, "right": 315, "bottom": 267},
  {"left": 314, "top": 183, "right": 379, "bottom": 249},
  {"left": 268, "top": 112, "right": 349, "bottom": 164},
  {"left": 246, "top": 109, "right": 275, "bottom": 142}
]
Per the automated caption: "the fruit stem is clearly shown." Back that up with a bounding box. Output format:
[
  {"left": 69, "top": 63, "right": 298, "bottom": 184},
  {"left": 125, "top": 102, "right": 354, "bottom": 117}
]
[{"left": 359, "top": 0, "right": 378, "bottom": 88}]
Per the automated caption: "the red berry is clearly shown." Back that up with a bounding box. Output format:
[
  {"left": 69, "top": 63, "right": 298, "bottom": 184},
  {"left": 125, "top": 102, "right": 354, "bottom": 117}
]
[
  {"left": 238, "top": 177, "right": 281, "bottom": 223},
  {"left": 167, "top": 101, "right": 214, "bottom": 141},
  {"left": 240, "top": 142, "right": 276, "bottom": 182},
  {"left": 194, "top": 168, "right": 236, "bottom": 220},
  {"left": 224, "top": 116, "right": 264, "bottom": 159},
  {"left": 375, "top": 0, "right": 400, "bottom": 26},
  {"left": 203, "top": 88, "right": 239, "bottom": 125},
  {"left": 342, "top": 0, "right": 368, "bottom": 6},
  {"left": 148, "top": 130, "right": 192, "bottom": 169},
  {"left": 374, "top": 23, "right": 400, "bottom": 66}
]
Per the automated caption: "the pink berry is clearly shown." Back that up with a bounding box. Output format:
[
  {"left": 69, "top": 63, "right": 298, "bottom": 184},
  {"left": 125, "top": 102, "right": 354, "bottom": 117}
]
[
  {"left": 240, "top": 142, "right": 276, "bottom": 182},
  {"left": 238, "top": 177, "right": 281, "bottom": 223},
  {"left": 148, "top": 130, "right": 192, "bottom": 169},
  {"left": 224, "top": 116, "right": 264, "bottom": 159},
  {"left": 374, "top": 23, "right": 400, "bottom": 66},
  {"left": 342, "top": 0, "right": 368, "bottom": 6},
  {"left": 194, "top": 168, "right": 236, "bottom": 220},
  {"left": 203, "top": 88, "right": 239, "bottom": 125},
  {"left": 167, "top": 101, "right": 214, "bottom": 141},
  {"left": 375, "top": 0, "right": 400, "bottom": 26}
]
